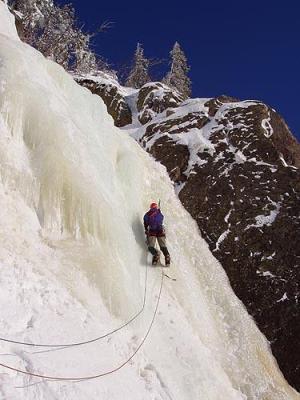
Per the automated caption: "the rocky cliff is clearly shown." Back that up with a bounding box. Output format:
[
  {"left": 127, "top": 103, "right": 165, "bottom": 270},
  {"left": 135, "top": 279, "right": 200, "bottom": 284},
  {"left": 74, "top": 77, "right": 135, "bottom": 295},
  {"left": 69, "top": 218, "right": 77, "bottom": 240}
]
[
  {"left": 77, "top": 77, "right": 300, "bottom": 392},
  {"left": 75, "top": 73, "right": 133, "bottom": 127}
]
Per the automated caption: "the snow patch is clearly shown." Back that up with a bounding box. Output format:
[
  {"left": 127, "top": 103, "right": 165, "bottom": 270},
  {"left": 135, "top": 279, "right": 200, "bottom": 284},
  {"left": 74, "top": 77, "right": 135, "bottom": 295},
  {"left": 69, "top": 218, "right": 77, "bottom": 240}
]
[
  {"left": 261, "top": 113, "right": 273, "bottom": 138},
  {"left": 279, "top": 154, "right": 289, "bottom": 167},
  {"left": 214, "top": 229, "right": 230, "bottom": 251},
  {"left": 256, "top": 270, "right": 276, "bottom": 278},
  {"left": 234, "top": 150, "right": 247, "bottom": 164},
  {"left": 245, "top": 204, "right": 280, "bottom": 230},
  {"left": 277, "top": 293, "right": 289, "bottom": 302}
]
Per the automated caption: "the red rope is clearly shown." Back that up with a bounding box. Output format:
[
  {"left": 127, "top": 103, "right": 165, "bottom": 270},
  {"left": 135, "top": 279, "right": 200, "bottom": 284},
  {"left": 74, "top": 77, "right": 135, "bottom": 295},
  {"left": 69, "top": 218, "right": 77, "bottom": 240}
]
[
  {"left": 0, "top": 271, "right": 164, "bottom": 382},
  {"left": 0, "top": 262, "right": 149, "bottom": 349}
]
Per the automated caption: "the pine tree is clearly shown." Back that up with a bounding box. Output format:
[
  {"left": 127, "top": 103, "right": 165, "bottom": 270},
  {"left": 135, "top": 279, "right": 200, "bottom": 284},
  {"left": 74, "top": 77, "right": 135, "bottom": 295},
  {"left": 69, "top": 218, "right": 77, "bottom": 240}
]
[
  {"left": 9, "top": 0, "right": 55, "bottom": 44},
  {"left": 125, "top": 43, "right": 151, "bottom": 88},
  {"left": 35, "top": 4, "right": 77, "bottom": 69},
  {"left": 163, "top": 42, "right": 191, "bottom": 99},
  {"left": 8, "top": 0, "right": 102, "bottom": 74},
  {"left": 73, "top": 31, "right": 97, "bottom": 74}
]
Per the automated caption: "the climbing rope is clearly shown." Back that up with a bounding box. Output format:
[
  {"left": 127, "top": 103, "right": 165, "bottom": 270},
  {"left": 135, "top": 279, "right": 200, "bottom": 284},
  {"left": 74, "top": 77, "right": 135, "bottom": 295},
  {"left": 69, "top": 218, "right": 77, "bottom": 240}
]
[
  {"left": 0, "top": 269, "right": 164, "bottom": 382},
  {"left": 0, "top": 262, "right": 149, "bottom": 349}
]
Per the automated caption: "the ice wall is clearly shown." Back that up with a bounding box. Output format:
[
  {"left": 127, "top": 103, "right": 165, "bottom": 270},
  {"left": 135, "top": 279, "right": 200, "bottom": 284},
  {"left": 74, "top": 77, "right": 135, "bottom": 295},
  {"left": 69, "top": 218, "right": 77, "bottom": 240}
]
[{"left": 0, "top": 3, "right": 299, "bottom": 399}]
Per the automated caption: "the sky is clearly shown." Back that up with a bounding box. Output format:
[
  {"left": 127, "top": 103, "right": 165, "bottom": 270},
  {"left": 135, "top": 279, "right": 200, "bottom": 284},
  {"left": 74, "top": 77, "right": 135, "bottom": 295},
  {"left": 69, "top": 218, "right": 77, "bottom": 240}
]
[{"left": 59, "top": 0, "right": 300, "bottom": 141}]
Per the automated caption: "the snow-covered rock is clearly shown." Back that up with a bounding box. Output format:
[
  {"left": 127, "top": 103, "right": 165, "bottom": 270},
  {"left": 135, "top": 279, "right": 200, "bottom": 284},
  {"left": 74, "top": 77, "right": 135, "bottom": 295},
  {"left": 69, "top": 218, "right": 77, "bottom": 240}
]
[
  {"left": 136, "top": 82, "right": 183, "bottom": 124},
  {"left": 74, "top": 72, "right": 133, "bottom": 127}
]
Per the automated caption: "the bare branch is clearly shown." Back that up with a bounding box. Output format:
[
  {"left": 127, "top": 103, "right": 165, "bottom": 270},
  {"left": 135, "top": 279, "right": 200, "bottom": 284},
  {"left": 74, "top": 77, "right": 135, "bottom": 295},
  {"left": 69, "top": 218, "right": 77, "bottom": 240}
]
[{"left": 148, "top": 57, "right": 167, "bottom": 67}]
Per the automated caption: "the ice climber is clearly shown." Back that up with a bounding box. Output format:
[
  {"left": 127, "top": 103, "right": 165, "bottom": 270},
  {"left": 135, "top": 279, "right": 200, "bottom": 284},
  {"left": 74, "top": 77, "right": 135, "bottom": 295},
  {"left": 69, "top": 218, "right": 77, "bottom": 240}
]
[{"left": 144, "top": 202, "right": 171, "bottom": 266}]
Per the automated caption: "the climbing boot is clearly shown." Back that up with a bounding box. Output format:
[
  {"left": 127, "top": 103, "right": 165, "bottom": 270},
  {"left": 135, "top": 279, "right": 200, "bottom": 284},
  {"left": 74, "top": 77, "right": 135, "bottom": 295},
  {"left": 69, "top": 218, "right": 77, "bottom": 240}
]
[
  {"left": 152, "top": 252, "right": 160, "bottom": 266},
  {"left": 165, "top": 254, "right": 171, "bottom": 267}
]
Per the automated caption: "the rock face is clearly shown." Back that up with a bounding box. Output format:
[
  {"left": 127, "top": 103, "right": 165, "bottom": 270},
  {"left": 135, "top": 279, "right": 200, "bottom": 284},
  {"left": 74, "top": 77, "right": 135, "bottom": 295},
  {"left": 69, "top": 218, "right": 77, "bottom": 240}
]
[
  {"left": 131, "top": 91, "right": 300, "bottom": 391},
  {"left": 78, "top": 79, "right": 300, "bottom": 391},
  {"left": 136, "top": 82, "right": 183, "bottom": 124},
  {"left": 75, "top": 75, "right": 132, "bottom": 127}
]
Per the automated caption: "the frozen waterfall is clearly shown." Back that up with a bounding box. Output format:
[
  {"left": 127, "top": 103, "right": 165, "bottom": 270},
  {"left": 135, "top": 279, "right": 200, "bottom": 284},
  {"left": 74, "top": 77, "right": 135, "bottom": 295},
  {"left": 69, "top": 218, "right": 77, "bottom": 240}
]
[{"left": 0, "top": 3, "right": 298, "bottom": 399}]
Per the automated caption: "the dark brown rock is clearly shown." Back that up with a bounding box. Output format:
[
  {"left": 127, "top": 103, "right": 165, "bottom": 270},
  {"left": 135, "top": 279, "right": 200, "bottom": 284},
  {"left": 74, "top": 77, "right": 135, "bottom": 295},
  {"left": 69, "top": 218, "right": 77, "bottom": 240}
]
[
  {"left": 148, "top": 136, "right": 189, "bottom": 183},
  {"left": 76, "top": 77, "right": 132, "bottom": 127},
  {"left": 137, "top": 82, "right": 183, "bottom": 125},
  {"left": 204, "top": 95, "right": 240, "bottom": 117},
  {"left": 270, "top": 109, "right": 300, "bottom": 167}
]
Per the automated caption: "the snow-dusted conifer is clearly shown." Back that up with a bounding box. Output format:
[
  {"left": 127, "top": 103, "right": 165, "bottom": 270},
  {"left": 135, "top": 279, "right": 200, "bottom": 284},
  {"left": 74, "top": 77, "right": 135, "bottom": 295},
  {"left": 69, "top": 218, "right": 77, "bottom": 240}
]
[
  {"left": 9, "top": 0, "right": 54, "bottom": 43},
  {"left": 73, "top": 31, "right": 97, "bottom": 74},
  {"left": 125, "top": 43, "right": 151, "bottom": 88},
  {"left": 163, "top": 42, "right": 191, "bottom": 99},
  {"left": 9, "top": 0, "right": 101, "bottom": 74},
  {"left": 35, "top": 4, "right": 77, "bottom": 69}
]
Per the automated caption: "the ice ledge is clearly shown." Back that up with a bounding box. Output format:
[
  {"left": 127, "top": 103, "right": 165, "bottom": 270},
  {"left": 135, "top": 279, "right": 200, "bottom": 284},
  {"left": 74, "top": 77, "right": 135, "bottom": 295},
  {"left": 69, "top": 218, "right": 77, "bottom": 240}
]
[{"left": 0, "top": 1, "right": 20, "bottom": 41}]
